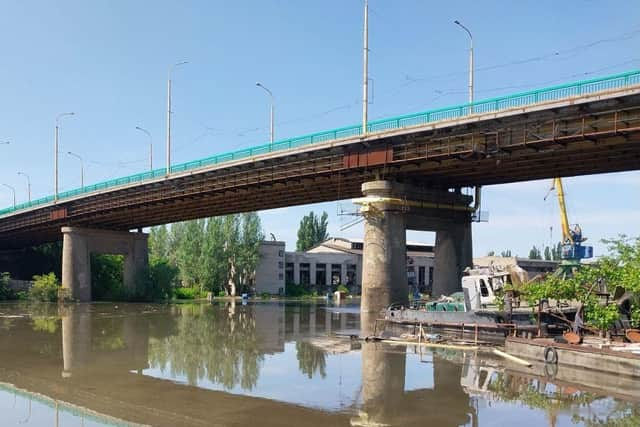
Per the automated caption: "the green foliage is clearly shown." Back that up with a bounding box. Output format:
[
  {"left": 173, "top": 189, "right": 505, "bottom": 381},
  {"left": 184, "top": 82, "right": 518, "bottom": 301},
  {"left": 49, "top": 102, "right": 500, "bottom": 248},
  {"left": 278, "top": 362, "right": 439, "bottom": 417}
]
[
  {"left": 152, "top": 214, "right": 264, "bottom": 297},
  {"left": 631, "top": 305, "right": 640, "bottom": 328},
  {"left": 519, "top": 236, "right": 640, "bottom": 331},
  {"left": 29, "top": 273, "right": 60, "bottom": 302},
  {"left": 174, "top": 287, "right": 205, "bottom": 300},
  {"left": 336, "top": 284, "right": 349, "bottom": 294},
  {"left": 296, "top": 211, "right": 329, "bottom": 252},
  {"left": 500, "top": 250, "right": 512, "bottom": 257},
  {"left": 284, "top": 283, "right": 318, "bottom": 299},
  {"left": 260, "top": 292, "right": 271, "bottom": 300},
  {"left": 296, "top": 341, "right": 326, "bottom": 379},
  {"left": 528, "top": 245, "right": 542, "bottom": 260},
  {"left": 147, "top": 304, "right": 264, "bottom": 390},
  {"left": 32, "top": 317, "right": 59, "bottom": 333},
  {"left": 132, "top": 257, "right": 178, "bottom": 302},
  {"left": 0, "top": 272, "right": 14, "bottom": 300},
  {"left": 91, "top": 254, "right": 125, "bottom": 301}
]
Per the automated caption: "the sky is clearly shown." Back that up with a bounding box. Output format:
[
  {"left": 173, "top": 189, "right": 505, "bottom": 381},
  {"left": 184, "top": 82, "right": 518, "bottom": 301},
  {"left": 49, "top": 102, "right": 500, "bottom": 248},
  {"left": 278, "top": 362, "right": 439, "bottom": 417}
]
[{"left": 0, "top": 0, "right": 638, "bottom": 257}]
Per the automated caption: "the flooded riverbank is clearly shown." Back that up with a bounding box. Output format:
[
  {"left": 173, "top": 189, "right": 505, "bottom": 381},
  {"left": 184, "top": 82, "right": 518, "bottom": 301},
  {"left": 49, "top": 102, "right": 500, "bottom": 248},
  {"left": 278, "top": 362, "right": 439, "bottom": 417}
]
[{"left": 0, "top": 301, "right": 638, "bottom": 426}]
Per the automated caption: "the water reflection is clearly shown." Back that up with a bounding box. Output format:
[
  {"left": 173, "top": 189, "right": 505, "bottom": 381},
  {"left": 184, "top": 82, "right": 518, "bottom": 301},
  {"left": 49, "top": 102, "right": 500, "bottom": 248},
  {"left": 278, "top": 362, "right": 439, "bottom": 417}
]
[{"left": 0, "top": 301, "right": 637, "bottom": 426}]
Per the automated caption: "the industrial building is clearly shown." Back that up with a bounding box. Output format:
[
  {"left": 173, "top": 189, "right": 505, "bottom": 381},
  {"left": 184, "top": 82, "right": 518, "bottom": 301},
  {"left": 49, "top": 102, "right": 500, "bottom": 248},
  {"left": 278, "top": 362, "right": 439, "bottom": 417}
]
[
  {"left": 255, "top": 238, "right": 559, "bottom": 296},
  {"left": 255, "top": 237, "right": 435, "bottom": 295}
]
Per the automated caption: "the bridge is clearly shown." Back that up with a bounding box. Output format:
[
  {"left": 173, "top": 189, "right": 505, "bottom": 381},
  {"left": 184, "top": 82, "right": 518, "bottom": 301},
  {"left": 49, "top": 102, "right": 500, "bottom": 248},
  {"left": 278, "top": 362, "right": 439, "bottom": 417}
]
[{"left": 1, "top": 70, "right": 640, "bottom": 304}]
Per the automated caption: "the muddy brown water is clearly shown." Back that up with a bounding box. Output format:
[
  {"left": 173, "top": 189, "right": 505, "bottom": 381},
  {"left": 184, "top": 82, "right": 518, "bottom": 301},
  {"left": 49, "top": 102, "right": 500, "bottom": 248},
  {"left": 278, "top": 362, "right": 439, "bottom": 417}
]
[{"left": 0, "top": 301, "right": 637, "bottom": 426}]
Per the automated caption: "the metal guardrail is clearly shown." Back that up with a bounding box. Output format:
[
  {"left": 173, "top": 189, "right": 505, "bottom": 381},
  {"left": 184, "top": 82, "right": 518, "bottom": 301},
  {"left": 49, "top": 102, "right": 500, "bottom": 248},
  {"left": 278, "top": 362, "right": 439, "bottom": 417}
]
[{"left": 1, "top": 69, "right": 639, "bottom": 218}]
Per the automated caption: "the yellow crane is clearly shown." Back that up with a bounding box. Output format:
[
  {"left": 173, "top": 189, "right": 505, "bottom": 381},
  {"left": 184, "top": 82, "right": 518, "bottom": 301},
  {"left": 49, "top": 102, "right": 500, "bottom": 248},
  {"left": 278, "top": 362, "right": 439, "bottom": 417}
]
[{"left": 545, "top": 178, "right": 593, "bottom": 262}]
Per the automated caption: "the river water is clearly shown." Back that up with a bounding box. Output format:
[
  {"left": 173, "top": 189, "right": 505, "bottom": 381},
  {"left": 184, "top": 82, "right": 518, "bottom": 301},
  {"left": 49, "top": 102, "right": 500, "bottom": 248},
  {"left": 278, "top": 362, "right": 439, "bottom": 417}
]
[{"left": 0, "top": 301, "right": 637, "bottom": 426}]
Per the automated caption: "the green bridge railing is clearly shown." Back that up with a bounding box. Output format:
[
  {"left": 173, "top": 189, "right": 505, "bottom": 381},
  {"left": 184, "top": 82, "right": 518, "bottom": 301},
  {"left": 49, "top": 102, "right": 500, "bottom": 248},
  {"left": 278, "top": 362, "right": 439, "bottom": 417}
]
[{"left": 1, "top": 69, "right": 639, "bottom": 218}]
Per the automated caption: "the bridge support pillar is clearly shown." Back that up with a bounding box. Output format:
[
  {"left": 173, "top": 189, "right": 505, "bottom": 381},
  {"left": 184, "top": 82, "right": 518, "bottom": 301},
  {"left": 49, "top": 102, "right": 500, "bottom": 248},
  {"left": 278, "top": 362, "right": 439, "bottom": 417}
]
[
  {"left": 360, "top": 181, "right": 408, "bottom": 330},
  {"left": 359, "top": 180, "right": 475, "bottom": 332},
  {"left": 433, "top": 220, "right": 472, "bottom": 297},
  {"left": 61, "top": 227, "right": 148, "bottom": 302}
]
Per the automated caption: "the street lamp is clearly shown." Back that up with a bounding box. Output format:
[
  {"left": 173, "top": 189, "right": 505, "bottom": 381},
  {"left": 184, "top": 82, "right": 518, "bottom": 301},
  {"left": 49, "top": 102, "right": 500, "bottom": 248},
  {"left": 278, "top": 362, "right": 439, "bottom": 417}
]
[
  {"left": 454, "top": 20, "right": 474, "bottom": 105},
  {"left": 166, "top": 61, "right": 188, "bottom": 177},
  {"left": 17, "top": 172, "right": 31, "bottom": 203},
  {"left": 362, "top": 0, "right": 369, "bottom": 136},
  {"left": 55, "top": 112, "right": 75, "bottom": 201},
  {"left": 2, "top": 184, "right": 16, "bottom": 208},
  {"left": 67, "top": 151, "right": 84, "bottom": 188},
  {"left": 255, "top": 82, "right": 275, "bottom": 145},
  {"left": 135, "top": 126, "right": 153, "bottom": 171}
]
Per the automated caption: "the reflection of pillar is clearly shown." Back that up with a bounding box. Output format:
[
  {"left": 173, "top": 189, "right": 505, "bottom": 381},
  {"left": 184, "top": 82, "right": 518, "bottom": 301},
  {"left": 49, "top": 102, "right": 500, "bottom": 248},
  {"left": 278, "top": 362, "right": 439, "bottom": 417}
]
[
  {"left": 122, "top": 315, "right": 150, "bottom": 371},
  {"left": 293, "top": 310, "right": 300, "bottom": 337},
  {"left": 433, "top": 220, "right": 472, "bottom": 297},
  {"left": 61, "top": 305, "right": 92, "bottom": 378},
  {"left": 359, "top": 342, "right": 406, "bottom": 425},
  {"left": 325, "top": 264, "right": 331, "bottom": 289},
  {"left": 361, "top": 181, "right": 408, "bottom": 317},
  {"left": 309, "top": 306, "right": 316, "bottom": 336},
  {"left": 325, "top": 307, "right": 332, "bottom": 334}
]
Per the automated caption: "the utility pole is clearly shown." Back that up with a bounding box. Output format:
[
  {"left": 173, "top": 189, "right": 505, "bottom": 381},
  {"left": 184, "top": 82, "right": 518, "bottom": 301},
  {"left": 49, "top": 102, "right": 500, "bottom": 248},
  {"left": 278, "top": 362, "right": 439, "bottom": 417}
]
[
  {"left": 55, "top": 112, "right": 74, "bottom": 201},
  {"left": 17, "top": 172, "right": 31, "bottom": 203},
  {"left": 136, "top": 126, "right": 153, "bottom": 171},
  {"left": 166, "top": 61, "right": 188, "bottom": 177},
  {"left": 256, "top": 82, "right": 275, "bottom": 146},
  {"left": 362, "top": 0, "right": 369, "bottom": 136}
]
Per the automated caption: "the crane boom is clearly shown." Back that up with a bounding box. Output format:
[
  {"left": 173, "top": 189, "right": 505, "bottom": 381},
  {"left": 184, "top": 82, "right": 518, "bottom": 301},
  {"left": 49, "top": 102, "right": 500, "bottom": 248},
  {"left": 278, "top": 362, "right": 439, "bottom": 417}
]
[{"left": 554, "top": 178, "right": 573, "bottom": 244}]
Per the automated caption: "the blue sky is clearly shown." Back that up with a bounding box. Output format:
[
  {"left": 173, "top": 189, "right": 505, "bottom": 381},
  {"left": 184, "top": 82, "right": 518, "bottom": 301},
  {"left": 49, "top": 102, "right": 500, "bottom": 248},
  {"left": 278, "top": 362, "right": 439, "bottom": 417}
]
[{"left": 0, "top": 0, "right": 638, "bottom": 257}]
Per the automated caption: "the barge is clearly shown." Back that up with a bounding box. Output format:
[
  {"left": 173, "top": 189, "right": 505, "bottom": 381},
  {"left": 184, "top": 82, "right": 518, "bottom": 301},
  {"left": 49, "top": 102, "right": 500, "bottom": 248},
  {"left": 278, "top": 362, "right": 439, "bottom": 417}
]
[{"left": 505, "top": 336, "right": 640, "bottom": 378}]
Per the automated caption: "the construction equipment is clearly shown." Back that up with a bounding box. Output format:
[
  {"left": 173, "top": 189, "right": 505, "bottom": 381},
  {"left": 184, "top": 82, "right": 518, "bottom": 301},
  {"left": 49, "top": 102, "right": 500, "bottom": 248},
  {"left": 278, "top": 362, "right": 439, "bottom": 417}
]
[{"left": 545, "top": 178, "right": 593, "bottom": 263}]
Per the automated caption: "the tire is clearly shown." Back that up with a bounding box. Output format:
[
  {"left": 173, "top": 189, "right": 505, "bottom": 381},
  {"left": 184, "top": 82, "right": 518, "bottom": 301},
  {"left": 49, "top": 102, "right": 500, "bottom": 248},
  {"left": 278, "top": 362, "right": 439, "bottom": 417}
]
[
  {"left": 544, "top": 346, "right": 558, "bottom": 364},
  {"left": 544, "top": 362, "right": 558, "bottom": 379}
]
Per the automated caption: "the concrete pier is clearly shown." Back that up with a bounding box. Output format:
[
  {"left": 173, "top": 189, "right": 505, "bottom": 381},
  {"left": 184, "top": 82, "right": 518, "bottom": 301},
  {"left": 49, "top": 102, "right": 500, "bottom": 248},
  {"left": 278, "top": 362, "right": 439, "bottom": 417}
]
[
  {"left": 360, "top": 181, "right": 408, "bottom": 319},
  {"left": 61, "top": 227, "right": 148, "bottom": 302},
  {"left": 359, "top": 180, "right": 475, "bottom": 325}
]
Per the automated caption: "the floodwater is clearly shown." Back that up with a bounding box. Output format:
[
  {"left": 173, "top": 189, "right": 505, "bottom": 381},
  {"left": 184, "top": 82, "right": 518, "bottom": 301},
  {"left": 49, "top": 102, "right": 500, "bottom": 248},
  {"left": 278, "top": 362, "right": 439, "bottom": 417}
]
[{"left": 0, "top": 301, "right": 637, "bottom": 427}]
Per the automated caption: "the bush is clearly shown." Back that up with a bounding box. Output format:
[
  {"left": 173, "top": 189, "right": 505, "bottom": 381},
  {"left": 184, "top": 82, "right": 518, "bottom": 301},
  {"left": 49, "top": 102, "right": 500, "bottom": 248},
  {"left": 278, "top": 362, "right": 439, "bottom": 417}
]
[
  {"left": 0, "top": 272, "right": 14, "bottom": 300},
  {"left": 133, "top": 257, "right": 179, "bottom": 302},
  {"left": 336, "top": 284, "right": 349, "bottom": 294},
  {"left": 174, "top": 287, "right": 205, "bottom": 300},
  {"left": 260, "top": 292, "right": 271, "bottom": 300},
  {"left": 29, "top": 273, "right": 60, "bottom": 302}
]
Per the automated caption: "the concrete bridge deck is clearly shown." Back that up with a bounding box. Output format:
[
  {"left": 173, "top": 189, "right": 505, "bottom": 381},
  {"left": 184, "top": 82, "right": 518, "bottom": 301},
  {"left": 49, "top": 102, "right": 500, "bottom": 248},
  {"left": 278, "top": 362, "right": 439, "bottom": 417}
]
[{"left": 1, "top": 71, "right": 639, "bottom": 250}]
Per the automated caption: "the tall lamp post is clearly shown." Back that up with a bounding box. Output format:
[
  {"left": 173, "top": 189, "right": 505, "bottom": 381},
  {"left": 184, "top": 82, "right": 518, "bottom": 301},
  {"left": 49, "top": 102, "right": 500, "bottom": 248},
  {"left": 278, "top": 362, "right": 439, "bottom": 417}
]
[
  {"left": 135, "top": 126, "right": 153, "bottom": 171},
  {"left": 166, "top": 61, "right": 188, "bottom": 177},
  {"left": 362, "top": 0, "right": 369, "bottom": 136},
  {"left": 67, "top": 151, "right": 84, "bottom": 188},
  {"left": 2, "top": 184, "right": 16, "bottom": 208},
  {"left": 55, "top": 112, "right": 75, "bottom": 201},
  {"left": 454, "top": 20, "right": 474, "bottom": 105},
  {"left": 255, "top": 82, "right": 275, "bottom": 146},
  {"left": 17, "top": 172, "right": 31, "bottom": 203}
]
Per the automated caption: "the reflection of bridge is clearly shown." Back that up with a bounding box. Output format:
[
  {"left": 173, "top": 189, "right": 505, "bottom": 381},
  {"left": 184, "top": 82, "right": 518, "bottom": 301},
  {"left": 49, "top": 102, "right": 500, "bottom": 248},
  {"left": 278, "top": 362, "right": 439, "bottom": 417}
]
[
  {"left": 1, "top": 71, "right": 639, "bottom": 304},
  {"left": 0, "top": 303, "right": 476, "bottom": 426}
]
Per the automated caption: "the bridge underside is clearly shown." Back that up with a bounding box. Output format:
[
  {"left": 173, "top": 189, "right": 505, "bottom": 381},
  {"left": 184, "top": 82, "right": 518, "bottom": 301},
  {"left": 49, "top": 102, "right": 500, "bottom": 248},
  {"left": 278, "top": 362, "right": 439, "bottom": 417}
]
[{"left": 1, "top": 92, "right": 639, "bottom": 250}]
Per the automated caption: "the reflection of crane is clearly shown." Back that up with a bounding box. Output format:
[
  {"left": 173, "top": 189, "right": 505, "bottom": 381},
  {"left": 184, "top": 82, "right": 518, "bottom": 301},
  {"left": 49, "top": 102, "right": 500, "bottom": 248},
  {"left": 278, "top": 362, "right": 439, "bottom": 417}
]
[{"left": 545, "top": 178, "right": 593, "bottom": 263}]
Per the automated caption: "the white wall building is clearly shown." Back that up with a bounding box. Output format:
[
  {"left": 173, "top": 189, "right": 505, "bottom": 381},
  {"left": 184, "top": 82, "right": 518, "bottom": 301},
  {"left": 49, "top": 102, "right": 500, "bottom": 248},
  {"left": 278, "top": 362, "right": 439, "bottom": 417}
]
[{"left": 255, "top": 237, "right": 435, "bottom": 295}]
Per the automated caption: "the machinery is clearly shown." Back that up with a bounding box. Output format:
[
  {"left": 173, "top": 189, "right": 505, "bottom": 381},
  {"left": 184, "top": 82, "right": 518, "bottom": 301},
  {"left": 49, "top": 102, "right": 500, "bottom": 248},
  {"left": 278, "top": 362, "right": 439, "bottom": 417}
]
[{"left": 546, "top": 178, "right": 593, "bottom": 263}]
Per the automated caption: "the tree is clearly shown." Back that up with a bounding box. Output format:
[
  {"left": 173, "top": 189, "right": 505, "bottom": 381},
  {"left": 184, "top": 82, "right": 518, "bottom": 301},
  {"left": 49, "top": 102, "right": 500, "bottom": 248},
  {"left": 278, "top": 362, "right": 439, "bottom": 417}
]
[
  {"left": 175, "top": 219, "right": 206, "bottom": 288},
  {"left": 544, "top": 246, "right": 552, "bottom": 261},
  {"left": 149, "top": 224, "right": 170, "bottom": 260},
  {"left": 487, "top": 251, "right": 496, "bottom": 256},
  {"left": 528, "top": 246, "right": 542, "bottom": 260},
  {"left": 236, "top": 213, "right": 264, "bottom": 292},
  {"left": 296, "top": 211, "right": 329, "bottom": 251},
  {"left": 201, "top": 217, "right": 226, "bottom": 294},
  {"left": 500, "top": 250, "right": 512, "bottom": 257},
  {"left": 222, "top": 215, "right": 240, "bottom": 296}
]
